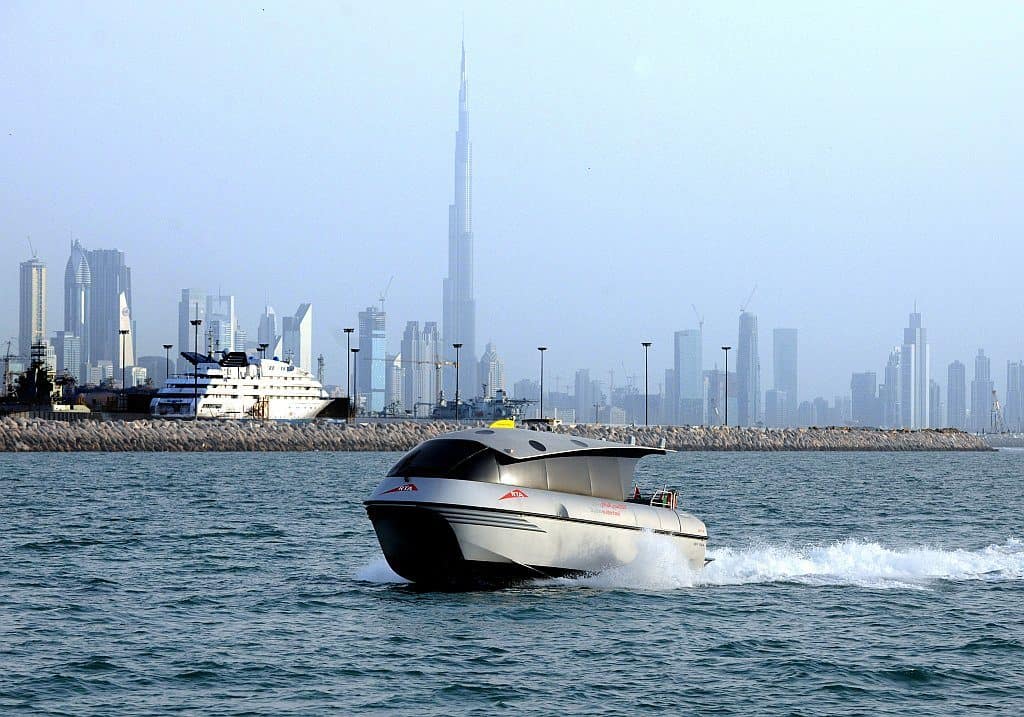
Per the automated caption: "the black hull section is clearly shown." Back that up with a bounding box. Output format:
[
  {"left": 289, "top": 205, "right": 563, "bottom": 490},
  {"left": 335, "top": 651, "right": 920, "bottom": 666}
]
[{"left": 365, "top": 503, "right": 579, "bottom": 589}]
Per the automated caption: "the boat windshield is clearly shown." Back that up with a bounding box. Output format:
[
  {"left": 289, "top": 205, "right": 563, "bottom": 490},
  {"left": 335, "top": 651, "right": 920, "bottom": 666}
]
[{"left": 387, "top": 439, "right": 500, "bottom": 483}]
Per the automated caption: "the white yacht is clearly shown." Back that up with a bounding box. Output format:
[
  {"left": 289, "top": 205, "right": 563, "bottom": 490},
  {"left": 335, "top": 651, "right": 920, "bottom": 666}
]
[
  {"left": 151, "top": 351, "right": 342, "bottom": 420},
  {"left": 365, "top": 425, "right": 708, "bottom": 587}
]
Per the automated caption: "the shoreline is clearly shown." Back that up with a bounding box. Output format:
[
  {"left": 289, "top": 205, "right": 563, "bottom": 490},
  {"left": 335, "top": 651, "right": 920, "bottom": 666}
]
[{"left": 0, "top": 417, "right": 994, "bottom": 452}]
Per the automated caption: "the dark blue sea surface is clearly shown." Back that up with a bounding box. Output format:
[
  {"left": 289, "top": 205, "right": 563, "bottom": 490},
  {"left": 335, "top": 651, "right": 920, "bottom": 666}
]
[{"left": 2, "top": 450, "right": 1023, "bottom": 715}]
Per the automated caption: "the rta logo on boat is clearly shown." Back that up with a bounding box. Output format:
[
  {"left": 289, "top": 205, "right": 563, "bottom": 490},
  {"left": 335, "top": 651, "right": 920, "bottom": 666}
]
[
  {"left": 499, "top": 489, "right": 528, "bottom": 500},
  {"left": 382, "top": 484, "right": 418, "bottom": 494}
]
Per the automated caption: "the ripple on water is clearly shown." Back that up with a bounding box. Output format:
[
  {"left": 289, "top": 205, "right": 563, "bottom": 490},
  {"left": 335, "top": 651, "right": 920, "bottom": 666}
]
[{"left": 2, "top": 451, "right": 1024, "bottom": 716}]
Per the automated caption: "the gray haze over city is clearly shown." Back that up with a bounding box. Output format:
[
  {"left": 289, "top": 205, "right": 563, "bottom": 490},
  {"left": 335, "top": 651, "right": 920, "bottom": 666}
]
[{"left": 3, "top": 2, "right": 1022, "bottom": 413}]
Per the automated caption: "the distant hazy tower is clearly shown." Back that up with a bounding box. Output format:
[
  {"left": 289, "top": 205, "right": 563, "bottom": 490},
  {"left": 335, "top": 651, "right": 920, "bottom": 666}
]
[
  {"left": 358, "top": 305, "right": 386, "bottom": 413},
  {"left": 400, "top": 320, "right": 441, "bottom": 414},
  {"left": 737, "top": 311, "right": 761, "bottom": 426},
  {"left": 206, "top": 294, "right": 237, "bottom": 354},
  {"left": 441, "top": 41, "right": 478, "bottom": 398},
  {"left": 880, "top": 348, "right": 902, "bottom": 427},
  {"left": 970, "top": 349, "right": 993, "bottom": 433},
  {"left": 900, "top": 311, "right": 930, "bottom": 428},
  {"left": 772, "top": 328, "right": 798, "bottom": 425},
  {"left": 178, "top": 289, "right": 208, "bottom": 371},
  {"left": 674, "top": 329, "right": 703, "bottom": 425},
  {"left": 478, "top": 342, "right": 505, "bottom": 398},
  {"left": 850, "top": 372, "right": 879, "bottom": 427},
  {"left": 1006, "top": 361, "right": 1024, "bottom": 432},
  {"left": 929, "top": 380, "right": 942, "bottom": 428},
  {"left": 575, "top": 369, "right": 593, "bottom": 423},
  {"left": 19, "top": 256, "right": 47, "bottom": 358},
  {"left": 282, "top": 303, "right": 313, "bottom": 372},
  {"left": 946, "top": 360, "right": 967, "bottom": 430},
  {"left": 63, "top": 240, "right": 91, "bottom": 375},
  {"left": 86, "top": 248, "right": 133, "bottom": 377}
]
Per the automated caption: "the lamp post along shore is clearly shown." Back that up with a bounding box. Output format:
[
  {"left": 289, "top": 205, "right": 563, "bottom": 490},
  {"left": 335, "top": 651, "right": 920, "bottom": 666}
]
[
  {"left": 351, "top": 347, "right": 360, "bottom": 416},
  {"left": 641, "top": 342, "right": 652, "bottom": 426},
  {"left": 537, "top": 347, "right": 548, "bottom": 420},
  {"left": 453, "top": 343, "right": 463, "bottom": 421},
  {"left": 162, "top": 344, "right": 172, "bottom": 386},
  {"left": 721, "top": 345, "right": 732, "bottom": 427},
  {"left": 191, "top": 308, "right": 203, "bottom": 421}
]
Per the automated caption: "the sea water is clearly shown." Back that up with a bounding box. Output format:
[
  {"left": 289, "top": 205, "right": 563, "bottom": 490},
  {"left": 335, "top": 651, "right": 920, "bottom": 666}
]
[{"left": 1, "top": 450, "right": 1022, "bottom": 715}]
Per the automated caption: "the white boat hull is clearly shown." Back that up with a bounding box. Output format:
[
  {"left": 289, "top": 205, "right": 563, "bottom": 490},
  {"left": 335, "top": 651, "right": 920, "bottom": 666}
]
[{"left": 365, "top": 476, "right": 707, "bottom": 586}]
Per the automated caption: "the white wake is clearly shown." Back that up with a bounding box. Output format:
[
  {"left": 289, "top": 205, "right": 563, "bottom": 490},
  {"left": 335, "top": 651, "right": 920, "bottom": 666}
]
[
  {"left": 355, "top": 558, "right": 408, "bottom": 584},
  {"left": 566, "top": 533, "right": 1024, "bottom": 591},
  {"left": 355, "top": 535, "right": 1024, "bottom": 591}
]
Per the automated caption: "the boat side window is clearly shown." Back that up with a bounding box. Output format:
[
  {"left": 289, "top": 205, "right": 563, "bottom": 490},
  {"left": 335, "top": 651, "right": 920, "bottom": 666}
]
[
  {"left": 387, "top": 439, "right": 499, "bottom": 483},
  {"left": 497, "top": 459, "right": 547, "bottom": 490},
  {"left": 587, "top": 457, "right": 628, "bottom": 501},
  {"left": 544, "top": 456, "right": 591, "bottom": 496}
]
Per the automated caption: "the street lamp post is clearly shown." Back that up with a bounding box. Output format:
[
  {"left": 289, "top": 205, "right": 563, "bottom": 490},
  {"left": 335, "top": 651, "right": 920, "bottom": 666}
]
[
  {"left": 162, "top": 344, "right": 172, "bottom": 385},
  {"left": 344, "top": 328, "right": 354, "bottom": 400},
  {"left": 191, "top": 310, "right": 203, "bottom": 421},
  {"left": 538, "top": 346, "right": 547, "bottom": 419},
  {"left": 453, "top": 343, "right": 463, "bottom": 421},
  {"left": 721, "top": 345, "right": 732, "bottom": 427},
  {"left": 119, "top": 329, "right": 130, "bottom": 390},
  {"left": 641, "top": 342, "right": 652, "bottom": 426},
  {"left": 351, "top": 347, "right": 360, "bottom": 416}
]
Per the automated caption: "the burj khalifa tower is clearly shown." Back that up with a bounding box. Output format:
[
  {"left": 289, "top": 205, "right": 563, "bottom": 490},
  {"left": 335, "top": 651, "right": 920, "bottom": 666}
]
[{"left": 442, "top": 41, "right": 477, "bottom": 400}]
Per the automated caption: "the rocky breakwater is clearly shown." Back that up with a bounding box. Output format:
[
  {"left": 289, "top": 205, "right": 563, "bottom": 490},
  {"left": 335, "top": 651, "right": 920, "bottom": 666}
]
[
  {"left": 557, "top": 424, "right": 992, "bottom": 451},
  {"left": 0, "top": 416, "right": 994, "bottom": 452}
]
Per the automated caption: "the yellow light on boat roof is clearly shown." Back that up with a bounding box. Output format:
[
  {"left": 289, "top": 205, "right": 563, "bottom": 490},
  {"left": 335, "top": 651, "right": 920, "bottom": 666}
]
[{"left": 489, "top": 419, "right": 516, "bottom": 429}]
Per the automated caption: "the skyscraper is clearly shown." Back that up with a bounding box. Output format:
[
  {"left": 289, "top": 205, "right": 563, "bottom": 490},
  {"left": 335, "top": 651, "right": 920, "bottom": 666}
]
[
  {"left": 63, "top": 240, "right": 91, "bottom": 378},
  {"left": 947, "top": 360, "right": 967, "bottom": 430},
  {"left": 850, "top": 371, "right": 879, "bottom": 427},
  {"left": 970, "top": 349, "right": 993, "bottom": 433},
  {"left": 764, "top": 389, "right": 787, "bottom": 427},
  {"left": 400, "top": 320, "right": 440, "bottom": 415},
  {"left": 1006, "top": 361, "right": 1024, "bottom": 432},
  {"left": 900, "top": 311, "right": 930, "bottom": 428},
  {"left": 19, "top": 257, "right": 47, "bottom": 359},
  {"left": 674, "top": 329, "right": 703, "bottom": 425},
  {"left": 929, "top": 380, "right": 942, "bottom": 428},
  {"left": 357, "top": 305, "right": 385, "bottom": 413},
  {"left": 86, "top": 248, "right": 133, "bottom": 378},
  {"left": 282, "top": 303, "right": 313, "bottom": 372},
  {"left": 575, "top": 369, "right": 594, "bottom": 424},
  {"left": 879, "top": 348, "right": 902, "bottom": 427},
  {"left": 206, "top": 294, "right": 237, "bottom": 354},
  {"left": 52, "top": 331, "right": 82, "bottom": 383},
  {"left": 442, "top": 41, "right": 477, "bottom": 399},
  {"left": 737, "top": 311, "right": 761, "bottom": 426},
  {"left": 478, "top": 342, "right": 504, "bottom": 398},
  {"left": 773, "top": 328, "right": 798, "bottom": 425},
  {"left": 257, "top": 304, "right": 278, "bottom": 351},
  {"left": 177, "top": 289, "right": 207, "bottom": 372}
]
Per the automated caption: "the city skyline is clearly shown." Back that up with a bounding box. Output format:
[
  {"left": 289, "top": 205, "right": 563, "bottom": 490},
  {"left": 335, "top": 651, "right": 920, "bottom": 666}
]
[{"left": 2, "top": 4, "right": 1023, "bottom": 401}]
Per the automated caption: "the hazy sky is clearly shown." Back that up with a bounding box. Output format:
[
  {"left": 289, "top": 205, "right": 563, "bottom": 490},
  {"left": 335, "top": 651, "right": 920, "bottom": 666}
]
[{"left": 2, "top": 1, "right": 1022, "bottom": 399}]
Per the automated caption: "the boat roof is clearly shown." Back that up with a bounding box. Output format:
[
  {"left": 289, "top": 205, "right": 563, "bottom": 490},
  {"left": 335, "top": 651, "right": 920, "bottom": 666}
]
[{"left": 432, "top": 427, "right": 665, "bottom": 462}]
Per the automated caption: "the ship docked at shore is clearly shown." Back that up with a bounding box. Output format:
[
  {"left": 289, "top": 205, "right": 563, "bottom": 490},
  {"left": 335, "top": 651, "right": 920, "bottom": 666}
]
[
  {"left": 151, "top": 351, "right": 345, "bottom": 420},
  {"left": 365, "top": 425, "right": 708, "bottom": 587}
]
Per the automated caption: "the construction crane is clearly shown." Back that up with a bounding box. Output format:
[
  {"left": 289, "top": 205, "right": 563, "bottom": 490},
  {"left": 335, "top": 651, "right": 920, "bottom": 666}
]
[
  {"left": 991, "top": 389, "right": 1006, "bottom": 434},
  {"left": 740, "top": 284, "right": 758, "bottom": 313},
  {"left": 2, "top": 339, "right": 14, "bottom": 398},
  {"left": 27, "top": 236, "right": 37, "bottom": 259},
  {"left": 378, "top": 275, "right": 395, "bottom": 312},
  {"left": 691, "top": 304, "right": 704, "bottom": 333}
]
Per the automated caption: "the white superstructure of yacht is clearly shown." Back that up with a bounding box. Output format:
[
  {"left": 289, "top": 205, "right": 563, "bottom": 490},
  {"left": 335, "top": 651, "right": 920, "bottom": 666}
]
[{"left": 151, "top": 351, "right": 339, "bottom": 420}]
